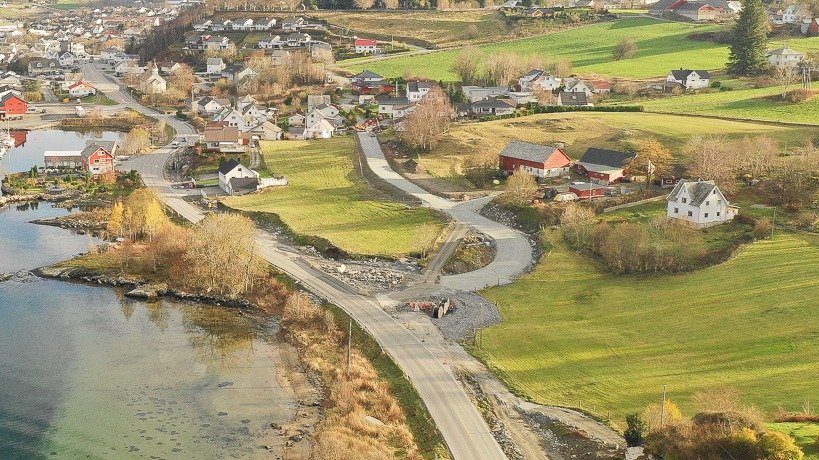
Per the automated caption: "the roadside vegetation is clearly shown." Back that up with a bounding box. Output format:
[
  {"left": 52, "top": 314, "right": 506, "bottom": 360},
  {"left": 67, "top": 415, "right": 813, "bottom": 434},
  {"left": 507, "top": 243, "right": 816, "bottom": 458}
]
[{"left": 223, "top": 137, "right": 445, "bottom": 257}]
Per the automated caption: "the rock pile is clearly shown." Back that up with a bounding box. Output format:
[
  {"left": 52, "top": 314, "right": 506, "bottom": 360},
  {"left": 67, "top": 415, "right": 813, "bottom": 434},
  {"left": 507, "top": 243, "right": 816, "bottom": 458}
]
[{"left": 400, "top": 291, "right": 502, "bottom": 340}]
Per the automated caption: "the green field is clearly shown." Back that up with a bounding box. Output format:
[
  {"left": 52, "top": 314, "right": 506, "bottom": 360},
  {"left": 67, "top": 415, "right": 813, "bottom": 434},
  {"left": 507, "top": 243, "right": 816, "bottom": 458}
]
[
  {"left": 636, "top": 86, "right": 819, "bottom": 125},
  {"left": 769, "top": 422, "right": 819, "bottom": 460},
  {"left": 346, "top": 18, "right": 728, "bottom": 80},
  {"left": 478, "top": 232, "right": 819, "bottom": 426},
  {"left": 222, "top": 137, "right": 443, "bottom": 257},
  {"left": 415, "top": 112, "right": 819, "bottom": 182},
  {"left": 345, "top": 17, "right": 819, "bottom": 81}
]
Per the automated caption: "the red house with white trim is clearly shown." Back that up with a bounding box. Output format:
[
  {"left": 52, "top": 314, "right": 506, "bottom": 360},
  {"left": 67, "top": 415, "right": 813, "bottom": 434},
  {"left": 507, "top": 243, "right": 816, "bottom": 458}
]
[
  {"left": 575, "top": 147, "right": 637, "bottom": 185},
  {"left": 0, "top": 93, "right": 27, "bottom": 115},
  {"left": 80, "top": 140, "right": 118, "bottom": 175},
  {"left": 569, "top": 182, "right": 604, "bottom": 199},
  {"left": 499, "top": 140, "right": 572, "bottom": 178}
]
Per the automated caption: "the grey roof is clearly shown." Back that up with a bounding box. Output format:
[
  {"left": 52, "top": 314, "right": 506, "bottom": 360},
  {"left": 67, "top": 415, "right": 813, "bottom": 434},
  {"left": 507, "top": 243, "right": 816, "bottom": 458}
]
[
  {"left": 520, "top": 69, "right": 545, "bottom": 80},
  {"left": 206, "top": 57, "right": 223, "bottom": 65},
  {"left": 376, "top": 95, "right": 411, "bottom": 106},
  {"left": 229, "top": 177, "right": 259, "bottom": 193},
  {"left": 499, "top": 140, "right": 564, "bottom": 164},
  {"left": 578, "top": 147, "right": 636, "bottom": 169},
  {"left": 352, "top": 70, "right": 384, "bottom": 80},
  {"left": 407, "top": 80, "right": 436, "bottom": 92},
  {"left": 80, "top": 140, "right": 116, "bottom": 159},
  {"left": 667, "top": 179, "right": 721, "bottom": 206},
  {"left": 471, "top": 97, "right": 515, "bottom": 109},
  {"left": 218, "top": 158, "right": 241, "bottom": 175},
  {"left": 558, "top": 91, "right": 589, "bottom": 106},
  {"left": 669, "top": 69, "right": 710, "bottom": 80}
]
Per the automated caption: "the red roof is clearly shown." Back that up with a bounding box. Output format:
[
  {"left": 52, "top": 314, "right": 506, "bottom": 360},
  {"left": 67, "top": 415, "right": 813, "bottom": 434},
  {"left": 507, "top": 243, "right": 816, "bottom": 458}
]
[
  {"left": 591, "top": 80, "right": 611, "bottom": 89},
  {"left": 355, "top": 39, "right": 378, "bottom": 46},
  {"left": 68, "top": 81, "right": 95, "bottom": 90}
]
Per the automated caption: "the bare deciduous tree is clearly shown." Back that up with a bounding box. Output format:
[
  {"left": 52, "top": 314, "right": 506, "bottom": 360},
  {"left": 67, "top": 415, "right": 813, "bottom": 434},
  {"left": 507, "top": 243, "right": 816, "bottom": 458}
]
[
  {"left": 683, "top": 134, "right": 739, "bottom": 193},
  {"left": 398, "top": 88, "right": 452, "bottom": 151},
  {"left": 773, "top": 65, "right": 800, "bottom": 98},
  {"left": 452, "top": 46, "right": 483, "bottom": 85},
  {"left": 613, "top": 38, "right": 638, "bottom": 61},
  {"left": 502, "top": 171, "right": 538, "bottom": 207}
]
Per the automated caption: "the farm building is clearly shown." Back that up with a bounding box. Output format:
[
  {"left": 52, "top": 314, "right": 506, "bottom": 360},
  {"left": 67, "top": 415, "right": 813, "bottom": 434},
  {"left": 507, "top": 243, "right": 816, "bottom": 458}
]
[
  {"left": 575, "top": 148, "right": 636, "bottom": 184},
  {"left": 568, "top": 182, "right": 604, "bottom": 199},
  {"left": 499, "top": 140, "right": 572, "bottom": 178},
  {"left": 666, "top": 179, "right": 738, "bottom": 228},
  {"left": 666, "top": 69, "right": 710, "bottom": 90}
]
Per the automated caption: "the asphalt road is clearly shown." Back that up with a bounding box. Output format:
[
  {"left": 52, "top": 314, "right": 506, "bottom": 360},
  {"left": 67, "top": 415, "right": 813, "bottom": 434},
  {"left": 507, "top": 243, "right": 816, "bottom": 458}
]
[
  {"left": 357, "top": 132, "right": 533, "bottom": 292},
  {"left": 83, "top": 64, "right": 508, "bottom": 460}
]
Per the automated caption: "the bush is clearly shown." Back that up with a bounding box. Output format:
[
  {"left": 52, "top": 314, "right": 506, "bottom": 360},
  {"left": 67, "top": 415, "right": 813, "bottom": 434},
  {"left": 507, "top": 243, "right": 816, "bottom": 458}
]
[
  {"left": 710, "top": 81, "right": 722, "bottom": 88},
  {"left": 753, "top": 219, "right": 773, "bottom": 240},
  {"left": 784, "top": 89, "right": 813, "bottom": 103},
  {"left": 624, "top": 413, "right": 646, "bottom": 447}
]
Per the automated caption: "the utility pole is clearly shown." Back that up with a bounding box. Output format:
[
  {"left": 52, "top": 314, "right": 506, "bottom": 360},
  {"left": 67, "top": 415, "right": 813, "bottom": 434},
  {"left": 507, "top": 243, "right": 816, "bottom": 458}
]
[
  {"left": 346, "top": 318, "right": 352, "bottom": 379},
  {"left": 479, "top": 303, "right": 484, "bottom": 348},
  {"left": 660, "top": 384, "right": 667, "bottom": 428}
]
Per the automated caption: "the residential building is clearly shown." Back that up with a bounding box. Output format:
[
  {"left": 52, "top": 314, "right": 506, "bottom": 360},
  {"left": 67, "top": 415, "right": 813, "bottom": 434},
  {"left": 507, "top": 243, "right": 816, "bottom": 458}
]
[
  {"left": 556, "top": 91, "right": 592, "bottom": 107},
  {"left": 354, "top": 38, "right": 379, "bottom": 54},
  {"left": 462, "top": 86, "right": 509, "bottom": 103},
  {"left": 766, "top": 45, "right": 805, "bottom": 68},
  {"left": 666, "top": 69, "right": 710, "bottom": 90},
  {"left": 666, "top": 179, "right": 738, "bottom": 228},
  {"left": 81, "top": 140, "right": 117, "bottom": 175},
  {"left": 203, "top": 122, "right": 241, "bottom": 150},
  {"left": 206, "top": 57, "right": 225, "bottom": 75},
  {"left": 470, "top": 97, "right": 516, "bottom": 116},
  {"left": 286, "top": 33, "right": 311, "bottom": 47},
  {"left": 519, "top": 69, "right": 561, "bottom": 91},
  {"left": 68, "top": 81, "right": 96, "bottom": 97},
  {"left": 575, "top": 147, "right": 637, "bottom": 184},
  {"left": 27, "top": 58, "right": 60, "bottom": 76},
  {"left": 218, "top": 158, "right": 259, "bottom": 196},
  {"left": 499, "top": 140, "right": 572, "bottom": 178},
  {"left": 249, "top": 121, "right": 283, "bottom": 141},
  {"left": 406, "top": 81, "right": 436, "bottom": 102},
  {"left": 0, "top": 92, "right": 26, "bottom": 115},
  {"left": 281, "top": 16, "right": 307, "bottom": 31}
]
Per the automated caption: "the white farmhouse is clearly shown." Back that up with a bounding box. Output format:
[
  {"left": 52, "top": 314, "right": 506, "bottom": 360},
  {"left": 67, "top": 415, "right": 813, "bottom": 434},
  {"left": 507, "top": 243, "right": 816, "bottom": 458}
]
[
  {"left": 218, "top": 158, "right": 259, "bottom": 196},
  {"left": 666, "top": 179, "right": 738, "bottom": 228},
  {"left": 666, "top": 69, "right": 710, "bottom": 90},
  {"left": 766, "top": 45, "right": 805, "bottom": 69},
  {"left": 406, "top": 80, "right": 436, "bottom": 102}
]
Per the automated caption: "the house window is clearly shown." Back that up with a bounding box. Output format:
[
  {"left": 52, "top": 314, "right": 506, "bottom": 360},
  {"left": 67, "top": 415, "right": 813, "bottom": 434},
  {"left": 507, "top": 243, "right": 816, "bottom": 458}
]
[
  {"left": 717, "top": 212, "right": 721, "bottom": 217},
  {"left": 706, "top": 201, "right": 710, "bottom": 205},
  {"left": 705, "top": 213, "right": 709, "bottom": 218},
  {"left": 687, "top": 211, "right": 693, "bottom": 217},
  {"left": 674, "top": 207, "right": 679, "bottom": 214},
  {"left": 682, "top": 197, "right": 687, "bottom": 203}
]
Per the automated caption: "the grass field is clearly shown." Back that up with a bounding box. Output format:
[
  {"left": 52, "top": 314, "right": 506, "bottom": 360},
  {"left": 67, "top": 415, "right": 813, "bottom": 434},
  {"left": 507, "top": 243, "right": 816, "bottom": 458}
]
[
  {"left": 415, "top": 112, "right": 819, "bottom": 182},
  {"left": 312, "top": 10, "right": 511, "bottom": 48},
  {"left": 769, "top": 422, "right": 819, "bottom": 460},
  {"left": 222, "top": 137, "right": 443, "bottom": 257},
  {"left": 345, "top": 17, "right": 819, "bottom": 81},
  {"left": 477, "top": 231, "right": 819, "bottom": 426},
  {"left": 635, "top": 86, "right": 819, "bottom": 125},
  {"left": 346, "top": 18, "right": 728, "bottom": 80}
]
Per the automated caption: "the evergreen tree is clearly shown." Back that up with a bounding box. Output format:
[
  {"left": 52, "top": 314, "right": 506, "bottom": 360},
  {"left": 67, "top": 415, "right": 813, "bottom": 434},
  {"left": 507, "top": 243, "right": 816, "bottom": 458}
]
[{"left": 727, "top": 0, "right": 769, "bottom": 76}]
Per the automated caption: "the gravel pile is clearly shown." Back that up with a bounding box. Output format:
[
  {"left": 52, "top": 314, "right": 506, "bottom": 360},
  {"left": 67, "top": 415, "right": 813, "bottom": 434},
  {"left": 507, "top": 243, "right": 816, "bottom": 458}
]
[
  {"left": 317, "top": 259, "right": 419, "bottom": 293},
  {"left": 398, "top": 290, "right": 502, "bottom": 340}
]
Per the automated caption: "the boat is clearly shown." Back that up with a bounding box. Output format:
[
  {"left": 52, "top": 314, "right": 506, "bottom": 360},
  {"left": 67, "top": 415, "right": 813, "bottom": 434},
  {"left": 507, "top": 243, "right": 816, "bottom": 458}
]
[
  {"left": 1, "top": 119, "right": 13, "bottom": 148},
  {"left": 0, "top": 145, "right": 6, "bottom": 160}
]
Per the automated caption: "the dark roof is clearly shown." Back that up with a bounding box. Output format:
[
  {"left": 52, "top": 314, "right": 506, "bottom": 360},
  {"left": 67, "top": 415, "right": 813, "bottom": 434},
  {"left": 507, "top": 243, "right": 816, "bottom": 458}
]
[
  {"left": 667, "top": 179, "right": 722, "bottom": 206},
  {"left": 499, "top": 140, "right": 560, "bottom": 164},
  {"left": 229, "top": 177, "right": 259, "bottom": 193},
  {"left": 578, "top": 147, "right": 636, "bottom": 169},
  {"left": 352, "top": 70, "right": 384, "bottom": 80},
  {"left": 558, "top": 91, "right": 589, "bottom": 106},
  {"left": 407, "top": 80, "right": 436, "bottom": 92},
  {"left": 80, "top": 140, "right": 116, "bottom": 159},
  {"left": 471, "top": 97, "right": 515, "bottom": 109},
  {"left": 376, "top": 95, "right": 411, "bottom": 106},
  {"left": 669, "top": 69, "right": 710, "bottom": 80},
  {"left": 218, "top": 158, "right": 241, "bottom": 175}
]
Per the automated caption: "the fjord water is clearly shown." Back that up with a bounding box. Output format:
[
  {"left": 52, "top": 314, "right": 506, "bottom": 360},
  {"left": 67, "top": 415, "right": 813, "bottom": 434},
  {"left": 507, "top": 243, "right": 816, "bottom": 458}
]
[
  {"left": 0, "top": 205, "right": 295, "bottom": 458},
  {"left": 0, "top": 129, "right": 124, "bottom": 175}
]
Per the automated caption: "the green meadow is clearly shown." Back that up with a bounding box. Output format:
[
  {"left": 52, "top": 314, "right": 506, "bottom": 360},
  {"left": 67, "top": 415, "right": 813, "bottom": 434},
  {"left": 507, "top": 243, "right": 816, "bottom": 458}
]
[
  {"left": 223, "top": 137, "right": 443, "bottom": 257},
  {"left": 478, "top": 232, "right": 819, "bottom": 426}
]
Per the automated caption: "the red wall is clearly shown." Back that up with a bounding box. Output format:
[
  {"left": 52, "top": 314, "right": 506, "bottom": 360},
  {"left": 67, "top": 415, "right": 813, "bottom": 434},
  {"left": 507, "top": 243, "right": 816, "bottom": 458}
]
[
  {"left": 569, "top": 186, "right": 604, "bottom": 198},
  {"left": 501, "top": 156, "right": 545, "bottom": 172},
  {"left": 2, "top": 96, "right": 27, "bottom": 115}
]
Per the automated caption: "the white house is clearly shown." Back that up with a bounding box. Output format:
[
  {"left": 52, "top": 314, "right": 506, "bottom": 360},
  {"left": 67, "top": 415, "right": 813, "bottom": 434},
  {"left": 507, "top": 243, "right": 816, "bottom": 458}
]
[
  {"left": 100, "top": 47, "right": 122, "bottom": 63},
  {"left": 218, "top": 158, "right": 259, "bottom": 196},
  {"left": 406, "top": 80, "right": 436, "bottom": 102},
  {"left": 519, "top": 69, "right": 561, "bottom": 91},
  {"left": 766, "top": 45, "right": 805, "bottom": 68},
  {"left": 563, "top": 78, "right": 594, "bottom": 96},
  {"left": 282, "top": 17, "right": 307, "bottom": 31},
  {"left": 258, "top": 35, "right": 283, "bottom": 49},
  {"left": 68, "top": 81, "right": 96, "bottom": 97},
  {"left": 666, "top": 69, "right": 710, "bottom": 90},
  {"left": 206, "top": 57, "right": 225, "bottom": 75},
  {"left": 666, "top": 179, "right": 738, "bottom": 228},
  {"left": 139, "top": 64, "right": 167, "bottom": 94},
  {"left": 354, "top": 39, "right": 379, "bottom": 54},
  {"left": 286, "top": 33, "right": 311, "bottom": 47}
]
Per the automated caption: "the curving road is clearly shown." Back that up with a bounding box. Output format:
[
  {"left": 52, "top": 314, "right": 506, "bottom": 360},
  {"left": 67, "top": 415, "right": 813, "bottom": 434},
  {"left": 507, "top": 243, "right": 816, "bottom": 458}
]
[
  {"left": 357, "top": 132, "right": 533, "bottom": 293},
  {"left": 82, "top": 63, "right": 507, "bottom": 460}
]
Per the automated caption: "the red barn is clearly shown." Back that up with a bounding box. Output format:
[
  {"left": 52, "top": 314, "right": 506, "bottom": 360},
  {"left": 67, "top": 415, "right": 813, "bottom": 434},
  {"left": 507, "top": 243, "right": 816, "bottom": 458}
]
[
  {"left": 0, "top": 93, "right": 27, "bottom": 115},
  {"left": 575, "top": 147, "right": 637, "bottom": 184},
  {"left": 81, "top": 140, "right": 118, "bottom": 175},
  {"left": 499, "top": 140, "right": 572, "bottom": 178},
  {"left": 569, "top": 182, "right": 604, "bottom": 199}
]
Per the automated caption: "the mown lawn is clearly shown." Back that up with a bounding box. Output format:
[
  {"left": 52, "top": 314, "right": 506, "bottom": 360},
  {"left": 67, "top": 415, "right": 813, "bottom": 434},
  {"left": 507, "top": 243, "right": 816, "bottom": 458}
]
[
  {"left": 478, "top": 232, "right": 819, "bottom": 427},
  {"left": 222, "top": 137, "right": 443, "bottom": 257},
  {"left": 769, "top": 422, "right": 819, "bottom": 460},
  {"left": 634, "top": 86, "right": 819, "bottom": 124},
  {"left": 416, "top": 112, "right": 819, "bottom": 182},
  {"left": 346, "top": 18, "right": 728, "bottom": 80}
]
